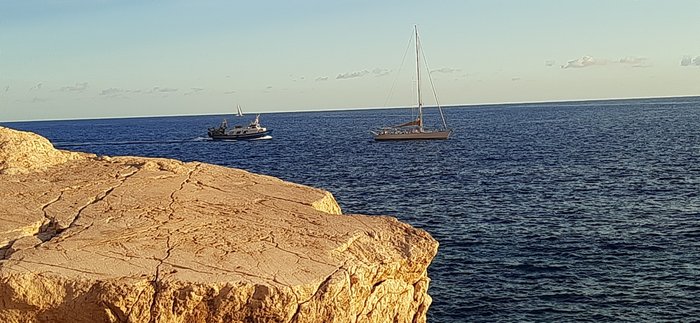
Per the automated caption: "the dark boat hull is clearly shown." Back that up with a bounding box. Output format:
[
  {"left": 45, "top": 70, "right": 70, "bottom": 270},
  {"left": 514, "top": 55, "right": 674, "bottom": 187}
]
[{"left": 208, "top": 129, "right": 272, "bottom": 140}]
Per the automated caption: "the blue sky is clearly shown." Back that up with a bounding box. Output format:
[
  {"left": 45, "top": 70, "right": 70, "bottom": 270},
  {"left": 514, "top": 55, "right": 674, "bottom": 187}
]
[{"left": 1, "top": 0, "right": 699, "bottom": 121}]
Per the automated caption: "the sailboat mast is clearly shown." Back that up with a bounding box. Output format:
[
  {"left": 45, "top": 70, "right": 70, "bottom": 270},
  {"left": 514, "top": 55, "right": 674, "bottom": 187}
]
[{"left": 414, "top": 25, "right": 423, "bottom": 131}]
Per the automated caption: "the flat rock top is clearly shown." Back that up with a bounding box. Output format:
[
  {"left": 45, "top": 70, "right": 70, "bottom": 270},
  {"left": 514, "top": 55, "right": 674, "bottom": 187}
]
[{"left": 0, "top": 126, "right": 436, "bottom": 303}]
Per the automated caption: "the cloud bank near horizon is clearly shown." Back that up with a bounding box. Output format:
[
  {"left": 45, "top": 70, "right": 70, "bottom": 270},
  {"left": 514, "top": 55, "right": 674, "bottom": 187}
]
[
  {"left": 60, "top": 82, "right": 88, "bottom": 92},
  {"left": 561, "top": 56, "right": 650, "bottom": 69},
  {"left": 430, "top": 67, "right": 461, "bottom": 74},
  {"left": 336, "top": 68, "right": 391, "bottom": 80},
  {"left": 681, "top": 56, "right": 700, "bottom": 66}
]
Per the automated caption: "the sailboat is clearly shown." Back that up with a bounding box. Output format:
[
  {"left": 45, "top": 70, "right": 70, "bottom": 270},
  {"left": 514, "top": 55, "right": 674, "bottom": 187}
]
[
  {"left": 372, "top": 25, "right": 452, "bottom": 141},
  {"left": 236, "top": 104, "right": 244, "bottom": 117}
]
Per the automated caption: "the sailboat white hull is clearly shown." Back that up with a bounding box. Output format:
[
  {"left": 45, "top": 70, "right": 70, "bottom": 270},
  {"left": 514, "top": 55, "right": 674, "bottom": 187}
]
[{"left": 374, "top": 129, "right": 452, "bottom": 141}]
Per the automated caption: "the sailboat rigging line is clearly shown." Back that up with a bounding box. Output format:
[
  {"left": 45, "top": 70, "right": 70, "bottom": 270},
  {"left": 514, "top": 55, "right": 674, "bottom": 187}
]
[
  {"left": 384, "top": 28, "right": 416, "bottom": 119},
  {"left": 419, "top": 36, "right": 449, "bottom": 129}
]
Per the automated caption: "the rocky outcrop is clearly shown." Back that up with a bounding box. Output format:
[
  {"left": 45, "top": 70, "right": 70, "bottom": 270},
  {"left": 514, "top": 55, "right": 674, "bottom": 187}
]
[
  {"left": 0, "top": 127, "right": 88, "bottom": 175},
  {"left": 0, "top": 126, "right": 438, "bottom": 323}
]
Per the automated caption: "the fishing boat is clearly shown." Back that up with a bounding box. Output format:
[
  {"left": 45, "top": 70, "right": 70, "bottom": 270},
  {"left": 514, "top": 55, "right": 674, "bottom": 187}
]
[
  {"left": 372, "top": 25, "right": 452, "bottom": 141},
  {"left": 207, "top": 106, "right": 272, "bottom": 140}
]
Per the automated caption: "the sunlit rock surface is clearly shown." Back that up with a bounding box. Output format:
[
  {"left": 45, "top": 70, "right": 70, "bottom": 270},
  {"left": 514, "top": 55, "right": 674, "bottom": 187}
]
[{"left": 0, "top": 126, "right": 438, "bottom": 323}]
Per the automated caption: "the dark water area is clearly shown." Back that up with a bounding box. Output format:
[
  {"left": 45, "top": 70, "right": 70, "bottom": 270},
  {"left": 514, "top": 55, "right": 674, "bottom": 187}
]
[{"left": 4, "top": 97, "right": 700, "bottom": 322}]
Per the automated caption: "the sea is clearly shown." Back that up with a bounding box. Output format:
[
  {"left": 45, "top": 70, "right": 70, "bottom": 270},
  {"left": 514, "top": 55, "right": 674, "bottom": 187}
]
[{"left": 3, "top": 96, "right": 700, "bottom": 322}]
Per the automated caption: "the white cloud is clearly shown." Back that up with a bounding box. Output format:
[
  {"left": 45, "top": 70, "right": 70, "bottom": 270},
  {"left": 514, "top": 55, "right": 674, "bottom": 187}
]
[
  {"left": 315, "top": 76, "right": 329, "bottom": 81},
  {"left": 29, "top": 82, "right": 43, "bottom": 91},
  {"left": 184, "top": 87, "right": 204, "bottom": 95},
  {"left": 336, "top": 68, "right": 390, "bottom": 79},
  {"left": 100, "top": 87, "right": 144, "bottom": 98},
  {"left": 224, "top": 90, "right": 236, "bottom": 94},
  {"left": 372, "top": 68, "right": 391, "bottom": 77},
  {"left": 100, "top": 88, "right": 124, "bottom": 96},
  {"left": 561, "top": 56, "right": 605, "bottom": 69},
  {"left": 562, "top": 55, "right": 651, "bottom": 69},
  {"left": 618, "top": 57, "right": 650, "bottom": 67},
  {"left": 60, "top": 82, "right": 88, "bottom": 92},
  {"left": 150, "top": 86, "right": 178, "bottom": 93},
  {"left": 290, "top": 75, "right": 307, "bottom": 82},
  {"left": 681, "top": 56, "right": 700, "bottom": 67},
  {"left": 430, "top": 67, "right": 461, "bottom": 74},
  {"left": 336, "top": 69, "right": 370, "bottom": 79}
]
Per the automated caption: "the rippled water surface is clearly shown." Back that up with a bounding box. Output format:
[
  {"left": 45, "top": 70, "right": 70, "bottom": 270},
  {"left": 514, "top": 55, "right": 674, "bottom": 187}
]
[{"left": 5, "top": 97, "right": 700, "bottom": 322}]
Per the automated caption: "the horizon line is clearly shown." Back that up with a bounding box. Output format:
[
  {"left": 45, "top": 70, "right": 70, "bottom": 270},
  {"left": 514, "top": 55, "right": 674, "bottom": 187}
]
[{"left": 2, "top": 94, "right": 699, "bottom": 123}]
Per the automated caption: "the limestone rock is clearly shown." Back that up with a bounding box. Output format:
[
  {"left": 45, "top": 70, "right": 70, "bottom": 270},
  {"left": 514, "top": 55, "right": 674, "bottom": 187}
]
[
  {"left": 0, "top": 127, "right": 89, "bottom": 175},
  {"left": 0, "top": 126, "right": 438, "bottom": 323}
]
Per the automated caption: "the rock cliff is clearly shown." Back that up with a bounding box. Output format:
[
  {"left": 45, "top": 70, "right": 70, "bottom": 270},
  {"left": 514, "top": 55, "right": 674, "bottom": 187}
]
[{"left": 0, "top": 126, "right": 438, "bottom": 323}]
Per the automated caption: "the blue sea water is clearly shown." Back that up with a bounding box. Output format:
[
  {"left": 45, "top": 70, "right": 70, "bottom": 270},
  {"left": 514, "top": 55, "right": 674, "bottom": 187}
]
[{"left": 3, "top": 97, "right": 700, "bottom": 322}]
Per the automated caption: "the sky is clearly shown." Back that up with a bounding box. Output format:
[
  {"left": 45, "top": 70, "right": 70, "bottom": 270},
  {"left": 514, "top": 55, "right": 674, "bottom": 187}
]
[{"left": 1, "top": 0, "right": 699, "bottom": 121}]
